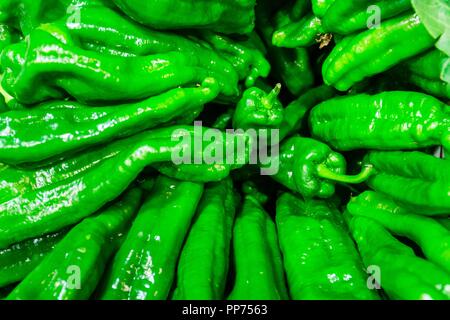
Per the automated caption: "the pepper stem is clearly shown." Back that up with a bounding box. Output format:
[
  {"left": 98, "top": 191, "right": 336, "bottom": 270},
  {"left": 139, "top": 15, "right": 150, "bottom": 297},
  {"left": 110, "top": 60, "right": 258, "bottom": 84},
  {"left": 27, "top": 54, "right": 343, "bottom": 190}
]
[
  {"left": 263, "top": 83, "right": 282, "bottom": 108},
  {"left": 317, "top": 164, "right": 375, "bottom": 184}
]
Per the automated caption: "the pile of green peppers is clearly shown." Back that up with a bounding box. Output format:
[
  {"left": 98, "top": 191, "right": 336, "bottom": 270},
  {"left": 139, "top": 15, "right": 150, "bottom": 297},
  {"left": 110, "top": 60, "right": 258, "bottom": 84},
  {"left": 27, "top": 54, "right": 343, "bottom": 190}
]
[{"left": 0, "top": 0, "right": 449, "bottom": 301}]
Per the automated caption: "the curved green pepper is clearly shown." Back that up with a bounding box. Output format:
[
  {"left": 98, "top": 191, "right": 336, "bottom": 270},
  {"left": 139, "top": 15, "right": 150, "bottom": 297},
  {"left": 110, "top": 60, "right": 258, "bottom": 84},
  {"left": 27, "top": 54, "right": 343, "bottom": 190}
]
[
  {"left": 276, "top": 192, "right": 378, "bottom": 300},
  {"left": 363, "top": 151, "right": 450, "bottom": 215},
  {"left": 99, "top": 176, "right": 204, "bottom": 300},
  {"left": 228, "top": 190, "right": 289, "bottom": 300},
  {"left": 1, "top": 23, "right": 238, "bottom": 104},
  {"left": 347, "top": 191, "right": 450, "bottom": 274},
  {"left": 323, "top": 14, "right": 435, "bottom": 91},
  {"left": 112, "top": 0, "right": 256, "bottom": 35},
  {"left": 322, "top": 0, "right": 412, "bottom": 35},
  {"left": 6, "top": 188, "right": 143, "bottom": 300},
  {"left": 0, "top": 78, "right": 219, "bottom": 165},
  {"left": 310, "top": 91, "right": 450, "bottom": 151},
  {"left": 0, "top": 229, "right": 67, "bottom": 288},
  {"left": 172, "top": 177, "right": 237, "bottom": 300},
  {"left": 272, "top": 14, "right": 325, "bottom": 48},
  {"left": 347, "top": 215, "right": 450, "bottom": 300}
]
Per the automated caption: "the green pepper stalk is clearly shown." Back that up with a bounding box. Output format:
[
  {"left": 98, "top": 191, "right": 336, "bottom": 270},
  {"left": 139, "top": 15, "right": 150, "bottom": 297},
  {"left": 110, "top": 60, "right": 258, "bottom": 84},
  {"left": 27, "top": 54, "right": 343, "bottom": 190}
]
[
  {"left": 0, "top": 229, "right": 67, "bottom": 288},
  {"left": 270, "top": 136, "right": 374, "bottom": 199},
  {"left": 0, "top": 126, "right": 253, "bottom": 248},
  {"left": 228, "top": 186, "right": 289, "bottom": 300},
  {"left": 99, "top": 176, "right": 204, "bottom": 300},
  {"left": 232, "top": 84, "right": 284, "bottom": 131},
  {"left": 322, "top": 0, "right": 412, "bottom": 35},
  {"left": 347, "top": 215, "right": 450, "bottom": 300},
  {"left": 347, "top": 191, "right": 450, "bottom": 274},
  {"left": 172, "top": 178, "right": 238, "bottom": 300},
  {"left": 6, "top": 188, "right": 143, "bottom": 300},
  {"left": 310, "top": 91, "right": 450, "bottom": 151},
  {"left": 276, "top": 192, "right": 378, "bottom": 300},
  {"left": 0, "top": 78, "right": 220, "bottom": 165},
  {"left": 0, "top": 23, "right": 239, "bottom": 105},
  {"left": 323, "top": 13, "right": 435, "bottom": 91},
  {"left": 363, "top": 151, "right": 450, "bottom": 215}
]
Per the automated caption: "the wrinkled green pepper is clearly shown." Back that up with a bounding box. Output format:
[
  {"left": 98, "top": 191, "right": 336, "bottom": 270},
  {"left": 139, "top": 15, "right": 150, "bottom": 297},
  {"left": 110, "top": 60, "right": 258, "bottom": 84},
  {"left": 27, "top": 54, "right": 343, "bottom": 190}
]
[
  {"left": 0, "top": 229, "right": 67, "bottom": 288},
  {"left": 112, "top": 0, "right": 256, "bottom": 35},
  {"left": 6, "top": 188, "right": 142, "bottom": 300},
  {"left": 228, "top": 187, "right": 289, "bottom": 300},
  {"left": 99, "top": 176, "right": 204, "bottom": 300},
  {"left": 363, "top": 151, "right": 450, "bottom": 215},
  {"left": 310, "top": 91, "right": 450, "bottom": 151},
  {"left": 0, "top": 78, "right": 219, "bottom": 165},
  {"left": 347, "top": 191, "right": 450, "bottom": 274},
  {"left": 347, "top": 215, "right": 450, "bottom": 300},
  {"left": 272, "top": 14, "right": 325, "bottom": 48},
  {"left": 323, "top": 14, "right": 435, "bottom": 91},
  {"left": 172, "top": 178, "right": 237, "bottom": 300},
  {"left": 322, "top": 0, "right": 412, "bottom": 35},
  {"left": 276, "top": 193, "right": 378, "bottom": 300}
]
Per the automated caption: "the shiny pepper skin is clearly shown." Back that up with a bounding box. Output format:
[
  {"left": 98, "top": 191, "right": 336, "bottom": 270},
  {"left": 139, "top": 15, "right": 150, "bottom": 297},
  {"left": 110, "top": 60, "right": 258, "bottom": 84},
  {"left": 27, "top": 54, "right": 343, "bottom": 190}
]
[
  {"left": 0, "top": 24, "right": 238, "bottom": 105},
  {"left": 112, "top": 0, "right": 256, "bottom": 35},
  {"left": 228, "top": 194, "right": 289, "bottom": 300},
  {"left": 347, "top": 215, "right": 450, "bottom": 300},
  {"left": 172, "top": 178, "right": 238, "bottom": 300},
  {"left": 311, "top": 0, "right": 335, "bottom": 17},
  {"left": 99, "top": 176, "right": 204, "bottom": 300},
  {"left": 7, "top": 188, "right": 143, "bottom": 300},
  {"left": 276, "top": 193, "right": 378, "bottom": 300},
  {"left": 0, "top": 78, "right": 220, "bottom": 165},
  {"left": 323, "top": 14, "right": 435, "bottom": 91},
  {"left": 364, "top": 151, "right": 450, "bottom": 215},
  {"left": 272, "top": 14, "right": 325, "bottom": 48},
  {"left": 347, "top": 191, "right": 450, "bottom": 275},
  {"left": 310, "top": 91, "right": 450, "bottom": 151},
  {"left": 322, "top": 0, "right": 412, "bottom": 35}
]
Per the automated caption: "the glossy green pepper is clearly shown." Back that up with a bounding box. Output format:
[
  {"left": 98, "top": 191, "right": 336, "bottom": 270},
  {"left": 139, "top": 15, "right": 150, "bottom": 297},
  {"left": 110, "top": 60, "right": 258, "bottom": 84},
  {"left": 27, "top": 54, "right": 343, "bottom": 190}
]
[
  {"left": 270, "top": 136, "right": 373, "bottom": 199},
  {"left": 99, "top": 176, "right": 204, "bottom": 300},
  {"left": 232, "top": 84, "right": 284, "bottom": 131},
  {"left": 322, "top": 0, "right": 412, "bottom": 35},
  {"left": 0, "top": 78, "right": 219, "bottom": 165},
  {"left": 172, "top": 178, "right": 237, "bottom": 300},
  {"left": 323, "top": 14, "right": 435, "bottom": 91},
  {"left": 228, "top": 188, "right": 289, "bottom": 300},
  {"left": 0, "top": 229, "right": 67, "bottom": 288},
  {"left": 1, "top": 23, "right": 238, "bottom": 105},
  {"left": 272, "top": 14, "right": 325, "bottom": 48},
  {"left": 363, "top": 151, "right": 450, "bottom": 215},
  {"left": 0, "top": 126, "right": 251, "bottom": 248},
  {"left": 310, "top": 91, "right": 450, "bottom": 151},
  {"left": 311, "top": 0, "right": 335, "bottom": 17},
  {"left": 347, "top": 215, "right": 450, "bottom": 300},
  {"left": 112, "top": 0, "right": 256, "bottom": 35},
  {"left": 276, "top": 192, "right": 378, "bottom": 300},
  {"left": 6, "top": 188, "right": 143, "bottom": 300},
  {"left": 347, "top": 191, "right": 450, "bottom": 274}
]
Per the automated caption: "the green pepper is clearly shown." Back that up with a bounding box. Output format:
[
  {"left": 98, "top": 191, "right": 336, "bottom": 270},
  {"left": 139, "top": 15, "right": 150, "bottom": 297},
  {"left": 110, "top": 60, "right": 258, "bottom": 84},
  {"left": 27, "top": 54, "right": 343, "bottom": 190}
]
[
  {"left": 363, "top": 151, "right": 450, "bottom": 215},
  {"left": 311, "top": 0, "right": 335, "bottom": 17},
  {"left": 276, "top": 192, "right": 378, "bottom": 300},
  {"left": 112, "top": 0, "right": 256, "bottom": 35},
  {"left": 310, "top": 91, "right": 450, "bottom": 151},
  {"left": 347, "top": 215, "right": 450, "bottom": 300},
  {"left": 347, "top": 191, "right": 450, "bottom": 274},
  {"left": 172, "top": 178, "right": 237, "bottom": 300},
  {"left": 99, "top": 176, "right": 204, "bottom": 300},
  {"left": 0, "top": 92, "right": 7, "bottom": 112},
  {"left": 271, "top": 136, "right": 373, "bottom": 199},
  {"left": 0, "top": 229, "right": 67, "bottom": 288},
  {"left": 272, "top": 14, "right": 325, "bottom": 48},
  {"left": 1, "top": 23, "right": 238, "bottom": 105},
  {"left": 322, "top": 0, "right": 412, "bottom": 35},
  {"left": 0, "top": 78, "right": 219, "bottom": 165},
  {"left": 0, "top": 126, "right": 252, "bottom": 248},
  {"left": 232, "top": 84, "right": 284, "bottom": 131},
  {"left": 228, "top": 188, "right": 289, "bottom": 300},
  {"left": 323, "top": 14, "right": 435, "bottom": 91},
  {"left": 6, "top": 188, "right": 143, "bottom": 300},
  {"left": 401, "top": 49, "right": 450, "bottom": 100}
]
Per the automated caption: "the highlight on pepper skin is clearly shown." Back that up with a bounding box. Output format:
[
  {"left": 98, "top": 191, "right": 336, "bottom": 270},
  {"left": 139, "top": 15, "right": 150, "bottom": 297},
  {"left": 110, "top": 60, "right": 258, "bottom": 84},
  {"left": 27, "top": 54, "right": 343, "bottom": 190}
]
[{"left": 0, "top": 0, "right": 449, "bottom": 303}]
